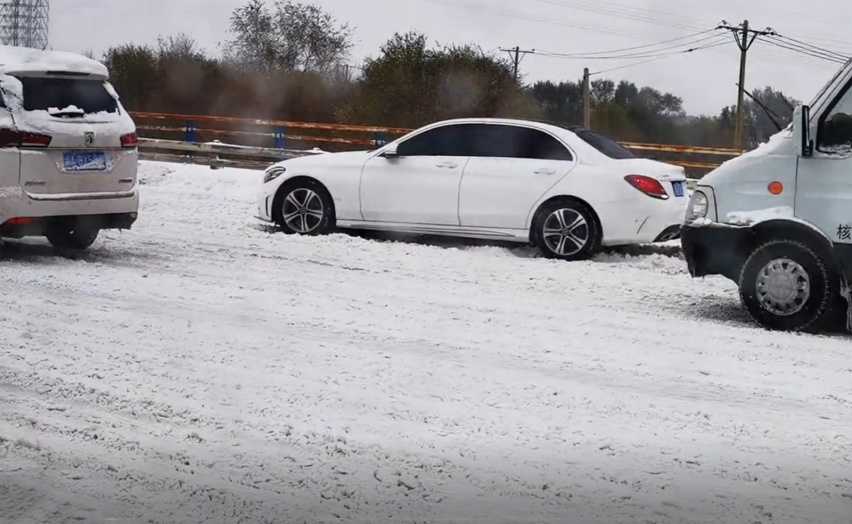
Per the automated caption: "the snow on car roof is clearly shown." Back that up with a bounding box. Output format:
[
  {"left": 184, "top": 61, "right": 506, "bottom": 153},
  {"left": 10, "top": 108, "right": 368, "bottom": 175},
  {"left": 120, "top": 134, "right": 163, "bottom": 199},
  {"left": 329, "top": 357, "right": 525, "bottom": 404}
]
[{"left": 0, "top": 45, "right": 108, "bottom": 78}]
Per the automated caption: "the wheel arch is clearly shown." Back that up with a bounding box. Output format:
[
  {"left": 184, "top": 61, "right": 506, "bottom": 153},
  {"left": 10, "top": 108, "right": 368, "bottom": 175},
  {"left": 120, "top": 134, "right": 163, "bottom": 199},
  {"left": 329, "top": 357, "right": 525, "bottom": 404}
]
[
  {"left": 271, "top": 176, "right": 336, "bottom": 225},
  {"left": 751, "top": 219, "right": 838, "bottom": 271},
  {"left": 529, "top": 195, "right": 603, "bottom": 243}
]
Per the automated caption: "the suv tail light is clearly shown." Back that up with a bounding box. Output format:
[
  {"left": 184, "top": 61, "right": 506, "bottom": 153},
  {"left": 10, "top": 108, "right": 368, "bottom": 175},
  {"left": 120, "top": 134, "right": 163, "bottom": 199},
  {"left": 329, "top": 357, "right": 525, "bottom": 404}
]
[
  {"left": 121, "top": 132, "right": 139, "bottom": 149},
  {"left": 625, "top": 175, "right": 669, "bottom": 200},
  {"left": 0, "top": 128, "right": 52, "bottom": 148}
]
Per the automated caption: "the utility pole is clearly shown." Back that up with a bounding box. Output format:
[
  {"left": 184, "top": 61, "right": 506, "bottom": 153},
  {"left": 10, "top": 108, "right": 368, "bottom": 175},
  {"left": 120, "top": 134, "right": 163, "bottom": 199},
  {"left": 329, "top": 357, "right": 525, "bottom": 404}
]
[
  {"left": 500, "top": 46, "right": 536, "bottom": 82},
  {"left": 582, "top": 67, "right": 591, "bottom": 129},
  {"left": 718, "top": 20, "right": 775, "bottom": 148}
]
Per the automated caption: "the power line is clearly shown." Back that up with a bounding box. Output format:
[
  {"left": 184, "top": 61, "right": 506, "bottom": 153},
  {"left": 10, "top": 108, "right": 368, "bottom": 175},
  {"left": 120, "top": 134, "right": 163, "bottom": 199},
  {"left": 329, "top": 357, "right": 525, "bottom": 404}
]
[
  {"left": 536, "top": 34, "right": 729, "bottom": 61},
  {"left": 762, "top": 37, "right": 847, "bottom": 64},
  {"left": 774, "top": 34, "right": 850, "bottom": 59},
  {"left": 589, "top": 40, "right": 734, "bottom": 75},
  {"left": 545, "top": 29, "right": 719, "bottom": 58},
  {"left": 530, "top": 0, "right": 706, "bottom": 32},
  {"left": 419, "top": 0, "right": 647, "bottom": 40}
]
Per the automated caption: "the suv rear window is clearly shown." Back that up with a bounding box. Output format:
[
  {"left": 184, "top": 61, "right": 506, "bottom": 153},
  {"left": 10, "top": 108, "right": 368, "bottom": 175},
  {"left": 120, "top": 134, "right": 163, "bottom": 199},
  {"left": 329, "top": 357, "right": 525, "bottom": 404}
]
[
  {"left": 573, "top": 128, "right": 636, "bottom": 159},
  {"left": 18, "top": 77, "right": 118, "bottom": 114}
]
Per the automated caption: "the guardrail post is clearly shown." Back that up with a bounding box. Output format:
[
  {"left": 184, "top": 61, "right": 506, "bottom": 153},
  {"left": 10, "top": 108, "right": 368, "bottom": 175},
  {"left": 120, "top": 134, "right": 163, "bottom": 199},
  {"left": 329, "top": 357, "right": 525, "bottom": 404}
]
[
  {"left": 185, "top": 121, "right": 198, "bottom": 144},
  {"left": 373, "top": 132, "right": 387, "bottom": 147},
  {"left": 274, "top": 128, "right": 286, "bottom": 149}
]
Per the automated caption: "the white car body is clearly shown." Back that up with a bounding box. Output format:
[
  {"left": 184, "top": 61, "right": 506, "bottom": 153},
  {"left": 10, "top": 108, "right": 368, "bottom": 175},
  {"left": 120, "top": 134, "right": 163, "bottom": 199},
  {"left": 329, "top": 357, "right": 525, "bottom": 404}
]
[
  {"left": 258, "top": 118, "right": 688, "bottom": 247},
  {"left": 0, "top": 46, "right": 139, "bottom": 243}
]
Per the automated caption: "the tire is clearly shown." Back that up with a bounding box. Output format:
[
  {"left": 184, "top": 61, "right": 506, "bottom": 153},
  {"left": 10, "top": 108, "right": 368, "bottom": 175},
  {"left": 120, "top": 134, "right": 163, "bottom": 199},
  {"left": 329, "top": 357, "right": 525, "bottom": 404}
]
[
  {"left": 46, "top": 222, "right": 99, "bottom": 250},
  {"left": 532, "top": 198, "right": 601, "bottom": 261},
  {"left": 738, "top": 240, "right": 838, "bottom": 332},
  {"left": 276, "top": 180, "right": 335, "bottom": 236}
]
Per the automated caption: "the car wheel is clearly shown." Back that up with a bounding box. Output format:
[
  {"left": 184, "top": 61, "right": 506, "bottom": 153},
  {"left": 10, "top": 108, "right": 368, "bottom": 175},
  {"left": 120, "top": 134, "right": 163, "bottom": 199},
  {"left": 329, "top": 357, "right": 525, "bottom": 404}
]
[
  {"left": 532, "top": 199, "right": 600, "bottom": 261},
  {"left": 46, "top": 222, "right": 99, "bottom": 250},
  {"left": 277, "top": 181, "right": 335, "bottom": 235},
  {"left": 738, "top": 240, "right": 837, "bottom": 332}
]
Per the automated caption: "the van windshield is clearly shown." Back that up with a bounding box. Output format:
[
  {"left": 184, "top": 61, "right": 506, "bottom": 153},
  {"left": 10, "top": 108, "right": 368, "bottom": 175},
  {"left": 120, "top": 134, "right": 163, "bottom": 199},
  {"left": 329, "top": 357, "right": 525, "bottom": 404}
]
[
  {"left": 810, "top": 60, "right": 852, "bottom": 117},
  {"left": 18, "top": 77, "right": 118, "bottom": 115}
]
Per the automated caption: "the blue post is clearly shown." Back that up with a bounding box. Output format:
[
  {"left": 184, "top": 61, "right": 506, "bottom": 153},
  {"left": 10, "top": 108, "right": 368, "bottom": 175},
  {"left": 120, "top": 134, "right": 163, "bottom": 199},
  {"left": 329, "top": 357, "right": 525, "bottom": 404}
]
[
  {"left": 185, "top": 121, "right": 198, "bottom": 143},
  {"left": 274, "top": 128, "right": 286, "bottom": 149}
]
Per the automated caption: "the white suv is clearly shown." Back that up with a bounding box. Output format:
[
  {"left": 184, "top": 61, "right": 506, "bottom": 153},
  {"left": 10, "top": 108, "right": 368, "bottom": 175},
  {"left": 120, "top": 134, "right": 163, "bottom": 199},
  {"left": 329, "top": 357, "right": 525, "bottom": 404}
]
[{"left": 0, "top": 46, "right": 138, "bottom": 250}]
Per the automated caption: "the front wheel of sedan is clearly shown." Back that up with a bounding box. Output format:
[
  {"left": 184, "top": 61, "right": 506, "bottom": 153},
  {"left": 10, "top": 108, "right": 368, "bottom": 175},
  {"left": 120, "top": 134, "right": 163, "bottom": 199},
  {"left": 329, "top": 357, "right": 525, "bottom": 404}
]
[
  {"left": 277, "top": 182, "right": 335, "bottom": 235},
  {"left": 532, "top": 199, "right": 601, "bottom": 261}
]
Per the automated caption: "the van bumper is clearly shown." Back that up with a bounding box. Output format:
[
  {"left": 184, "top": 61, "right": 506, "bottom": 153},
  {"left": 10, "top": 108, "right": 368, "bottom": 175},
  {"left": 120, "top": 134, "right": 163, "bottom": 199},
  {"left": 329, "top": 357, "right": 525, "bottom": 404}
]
[
  {"left": 681, "top": 222, "right": 753, "bottom": 282},
  {"left": 0, "top": 212, "right": 138, "bottom": 238}
]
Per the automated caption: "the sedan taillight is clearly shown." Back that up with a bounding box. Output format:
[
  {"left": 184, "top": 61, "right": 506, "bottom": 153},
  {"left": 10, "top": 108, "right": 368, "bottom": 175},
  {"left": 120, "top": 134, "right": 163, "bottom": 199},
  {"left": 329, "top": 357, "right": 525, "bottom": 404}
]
[
  {"left": 625, "top": 175, "right": 669, "bottom": 200},
  {"left": 0, "top": 128, "right": 52, "bottom": 148},
  {"left": 121, "top": 132, "right": 139, "bottom": 149}
]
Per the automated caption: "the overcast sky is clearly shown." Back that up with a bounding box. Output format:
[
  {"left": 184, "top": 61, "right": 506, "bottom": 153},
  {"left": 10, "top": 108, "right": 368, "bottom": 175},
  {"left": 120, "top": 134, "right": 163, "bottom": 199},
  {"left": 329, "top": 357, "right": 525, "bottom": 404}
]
[{"left": 50, "top": 0, "right": 852, "bottom": 116}]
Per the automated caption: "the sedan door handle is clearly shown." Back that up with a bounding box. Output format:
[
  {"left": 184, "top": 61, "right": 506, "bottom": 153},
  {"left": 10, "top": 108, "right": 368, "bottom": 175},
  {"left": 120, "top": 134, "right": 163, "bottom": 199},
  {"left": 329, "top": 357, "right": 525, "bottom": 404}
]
[
  {"left": 436, "top": 162, "right": 459, "bottom": 169},
  {"left": 533, "top": 168, "right": 557, "bottom": 175}
]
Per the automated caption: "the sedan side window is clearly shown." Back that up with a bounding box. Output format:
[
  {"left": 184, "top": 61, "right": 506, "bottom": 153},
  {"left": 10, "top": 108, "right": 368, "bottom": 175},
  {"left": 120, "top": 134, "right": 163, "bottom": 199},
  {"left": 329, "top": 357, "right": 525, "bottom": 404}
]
[
  {"left": 468, "top": 125, "right": 573, "bottom": 161},
  {"left": 820, "top": 82, "right": 852, "bottom": 150},
  {"left": 397, "top": 125, "right": 468, "bottom": 156}
]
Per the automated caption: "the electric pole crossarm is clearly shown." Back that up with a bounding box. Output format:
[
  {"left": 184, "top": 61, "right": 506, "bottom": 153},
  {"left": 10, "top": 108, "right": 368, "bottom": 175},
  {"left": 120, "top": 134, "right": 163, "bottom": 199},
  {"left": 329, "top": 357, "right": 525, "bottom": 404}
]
[
  {"left": 499, "top": 46, "right": 536, "bottom": 81},
  {"left": 716, "top": 20, "right": 775, "bottom": 148}
]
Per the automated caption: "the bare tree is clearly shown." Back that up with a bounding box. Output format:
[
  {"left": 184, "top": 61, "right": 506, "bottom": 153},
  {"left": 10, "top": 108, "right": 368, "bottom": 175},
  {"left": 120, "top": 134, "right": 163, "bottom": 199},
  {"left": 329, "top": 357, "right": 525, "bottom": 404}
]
[{"left": 225, "top": 0, "right": 353, "bottom": 73}]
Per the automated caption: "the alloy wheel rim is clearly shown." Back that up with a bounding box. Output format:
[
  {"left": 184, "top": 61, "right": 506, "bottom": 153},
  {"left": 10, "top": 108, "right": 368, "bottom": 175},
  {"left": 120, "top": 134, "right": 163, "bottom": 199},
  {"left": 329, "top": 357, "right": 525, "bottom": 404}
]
[
  {"left": 543, "top": 208, "right": 589, "bottom": 256},
  {"left": 755, "top": 258, "right": 811, "bottom": 317},
  {"left": 283, "top": 188, "right": 325, "bottom": 234}
]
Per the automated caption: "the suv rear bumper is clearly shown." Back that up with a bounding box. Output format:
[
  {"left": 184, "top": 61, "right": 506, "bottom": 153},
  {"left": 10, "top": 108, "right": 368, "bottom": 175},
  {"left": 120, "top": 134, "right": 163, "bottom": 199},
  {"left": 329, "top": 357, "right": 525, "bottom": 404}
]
[
  {"left": 0, "top": 212, "right": 137, "bottom": 238},
  {"left": 682, "top": 222, "right": 753, "bottom": 282}
]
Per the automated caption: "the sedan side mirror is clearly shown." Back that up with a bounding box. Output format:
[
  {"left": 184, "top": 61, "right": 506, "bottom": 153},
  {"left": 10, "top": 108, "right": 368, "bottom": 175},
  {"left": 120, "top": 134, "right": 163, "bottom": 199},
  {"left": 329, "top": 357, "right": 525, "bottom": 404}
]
[{"left": 380, "top": 145, "right": 399, "bottom": 158}]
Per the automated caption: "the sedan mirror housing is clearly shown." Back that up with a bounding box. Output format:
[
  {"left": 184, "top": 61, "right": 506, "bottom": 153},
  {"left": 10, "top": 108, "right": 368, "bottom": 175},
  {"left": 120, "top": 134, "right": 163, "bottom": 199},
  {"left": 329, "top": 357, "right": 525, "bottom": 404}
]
[{"left": 380, "top": 145, "right": 399, "bottom": 158}]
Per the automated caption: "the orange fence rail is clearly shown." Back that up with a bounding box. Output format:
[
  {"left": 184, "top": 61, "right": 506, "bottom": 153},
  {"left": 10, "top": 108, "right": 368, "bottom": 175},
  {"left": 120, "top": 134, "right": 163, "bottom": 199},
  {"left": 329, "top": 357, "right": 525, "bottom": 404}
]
[{"left": 131, "top": 111, "right": 743, "bottom": 175}]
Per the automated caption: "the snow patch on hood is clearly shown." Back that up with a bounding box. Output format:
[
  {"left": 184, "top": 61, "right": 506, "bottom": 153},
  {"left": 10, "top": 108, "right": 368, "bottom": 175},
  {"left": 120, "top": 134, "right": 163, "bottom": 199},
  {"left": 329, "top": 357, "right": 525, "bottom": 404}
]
[{"left": 726, "top": 206, "right": 794, "bottom": 226}]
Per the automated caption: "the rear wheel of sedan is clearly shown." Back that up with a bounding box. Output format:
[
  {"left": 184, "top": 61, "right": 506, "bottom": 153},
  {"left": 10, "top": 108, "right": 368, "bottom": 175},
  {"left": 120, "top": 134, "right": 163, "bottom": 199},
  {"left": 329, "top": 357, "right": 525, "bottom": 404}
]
[
  {"left": 532, "top": 199, "right": 601, "bottom": 261},
  {"left": 277, "top": 181, "right": 335, "bottom": 235},
  {"left": 46, "top": 222, "right": 99, "bottom": 250},
  {"left": 738, "top": 240, "right": 837, "bottom": 332}
]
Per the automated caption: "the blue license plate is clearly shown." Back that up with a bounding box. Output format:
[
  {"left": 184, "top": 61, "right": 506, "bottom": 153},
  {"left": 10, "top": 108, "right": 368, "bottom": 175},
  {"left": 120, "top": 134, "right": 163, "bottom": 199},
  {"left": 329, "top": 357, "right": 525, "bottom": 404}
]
[
  {"left": 672, "top": 181, "right": 685, "bottom": 197},
  {"left": 63, "top": 151, "right": 107, "bottom": 172}
]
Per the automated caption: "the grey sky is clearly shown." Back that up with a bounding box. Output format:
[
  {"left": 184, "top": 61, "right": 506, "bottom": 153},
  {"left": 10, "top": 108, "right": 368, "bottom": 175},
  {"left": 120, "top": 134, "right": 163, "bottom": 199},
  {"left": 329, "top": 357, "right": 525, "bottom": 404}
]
[{"left": 50, "top": 0, "right": 852, "bottom": 116}]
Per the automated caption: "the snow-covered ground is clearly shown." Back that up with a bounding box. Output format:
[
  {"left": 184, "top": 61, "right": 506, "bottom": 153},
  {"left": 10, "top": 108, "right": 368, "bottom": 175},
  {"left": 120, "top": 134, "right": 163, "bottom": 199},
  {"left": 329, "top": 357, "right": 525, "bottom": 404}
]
[{"left": 1, "top": 161, "right": 851, "bottom": 524}]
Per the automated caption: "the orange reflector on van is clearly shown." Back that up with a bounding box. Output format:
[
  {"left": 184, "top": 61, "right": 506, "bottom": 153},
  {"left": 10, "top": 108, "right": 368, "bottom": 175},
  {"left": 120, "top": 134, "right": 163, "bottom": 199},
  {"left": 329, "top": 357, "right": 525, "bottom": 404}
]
[{"left": 768, "top": 181, "right": 784, "bottom": 195}]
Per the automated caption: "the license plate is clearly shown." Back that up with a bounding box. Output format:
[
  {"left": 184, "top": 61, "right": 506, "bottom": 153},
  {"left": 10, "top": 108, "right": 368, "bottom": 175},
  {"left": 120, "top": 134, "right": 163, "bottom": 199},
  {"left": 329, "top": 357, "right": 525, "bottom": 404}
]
[
  {"left": 672, "top": 181, "right": 685, "bottom": 197},
  {"left": 64, "top": 151, "right": 107, "bottom": 172}
]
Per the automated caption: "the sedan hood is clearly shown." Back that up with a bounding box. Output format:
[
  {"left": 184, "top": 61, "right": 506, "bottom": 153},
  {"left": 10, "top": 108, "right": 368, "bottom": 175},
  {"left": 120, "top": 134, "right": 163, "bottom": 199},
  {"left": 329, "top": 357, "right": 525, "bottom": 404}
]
[{"left": 282, "top": 150, "right": 372, "bottom": 169}]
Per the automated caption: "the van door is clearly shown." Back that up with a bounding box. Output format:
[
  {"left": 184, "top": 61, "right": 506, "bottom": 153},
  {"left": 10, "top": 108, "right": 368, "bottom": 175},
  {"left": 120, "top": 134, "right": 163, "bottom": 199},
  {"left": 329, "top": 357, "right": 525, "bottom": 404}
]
[
  {"left": 795, "top": 78, "right": 852, "bottom": 252},
  {"left": 14, "top": 76, "right": 136, "bottom": 197}
]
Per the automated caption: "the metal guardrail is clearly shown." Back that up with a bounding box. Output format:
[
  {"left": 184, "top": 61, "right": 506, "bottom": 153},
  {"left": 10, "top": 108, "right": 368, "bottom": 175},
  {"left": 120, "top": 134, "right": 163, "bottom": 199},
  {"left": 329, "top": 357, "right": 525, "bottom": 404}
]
[{"left": 132, "top": 112, "right": 744, "bottom": 174}]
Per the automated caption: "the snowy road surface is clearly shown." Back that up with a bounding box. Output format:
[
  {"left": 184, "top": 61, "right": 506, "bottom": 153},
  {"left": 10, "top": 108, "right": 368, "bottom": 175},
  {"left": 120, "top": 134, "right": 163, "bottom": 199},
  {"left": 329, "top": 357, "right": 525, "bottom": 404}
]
[{"left": 1, "top": 162, "right": 851, "bottom": 524}]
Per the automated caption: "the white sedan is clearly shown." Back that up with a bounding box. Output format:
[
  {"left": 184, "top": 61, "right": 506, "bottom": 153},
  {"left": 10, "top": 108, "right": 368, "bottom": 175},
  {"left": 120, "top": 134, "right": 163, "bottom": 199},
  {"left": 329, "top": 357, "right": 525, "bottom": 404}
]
[{"left": 257, "top": 118, "right": 689, "bottom": 260}]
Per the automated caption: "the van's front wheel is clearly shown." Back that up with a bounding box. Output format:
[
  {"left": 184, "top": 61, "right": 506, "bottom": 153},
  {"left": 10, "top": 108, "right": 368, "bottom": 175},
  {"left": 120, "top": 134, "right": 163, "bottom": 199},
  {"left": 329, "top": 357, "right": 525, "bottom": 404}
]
[
  {"left": 738, "top": 240, "right": 837, "bottom": 331},
  {"left": 46, "top": 222, "right": 99, "bottom": 250}
]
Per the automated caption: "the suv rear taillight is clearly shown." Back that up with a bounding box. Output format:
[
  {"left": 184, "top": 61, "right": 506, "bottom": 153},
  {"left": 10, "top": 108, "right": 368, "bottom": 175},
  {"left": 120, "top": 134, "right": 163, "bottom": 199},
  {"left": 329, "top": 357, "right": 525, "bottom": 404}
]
[
  {"left": 625, "top": 175, "right": 669, "bottom": 200},
  {"left": 121, "top": 132, "right": 139, "bottom": 149},
  {"left": 0, "top": 128, "right": 52, "bottom": 148}
]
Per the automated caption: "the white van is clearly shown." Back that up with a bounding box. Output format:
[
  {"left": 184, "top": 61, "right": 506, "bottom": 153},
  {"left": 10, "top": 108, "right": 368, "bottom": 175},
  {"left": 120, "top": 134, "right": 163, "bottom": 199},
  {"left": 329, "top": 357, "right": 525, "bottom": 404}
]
[
  {"left": 683, "top": 59, "right": 852, "bottom": 332},
  {"left": 0, "top": 46, "right": 138, "bottom": 250}
]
